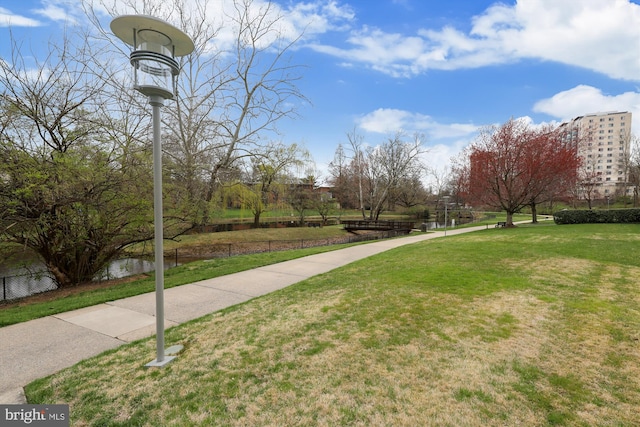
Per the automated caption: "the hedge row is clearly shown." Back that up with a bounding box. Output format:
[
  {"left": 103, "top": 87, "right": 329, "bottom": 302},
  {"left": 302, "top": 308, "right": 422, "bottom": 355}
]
[{"left": 553, "top": 209, "right": 640, "bottom": 224}]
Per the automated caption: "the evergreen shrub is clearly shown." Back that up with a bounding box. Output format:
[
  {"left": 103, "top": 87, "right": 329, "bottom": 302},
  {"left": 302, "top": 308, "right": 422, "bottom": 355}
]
[{"left": 553, "top": 209, "right": 640, "bottom": 224}]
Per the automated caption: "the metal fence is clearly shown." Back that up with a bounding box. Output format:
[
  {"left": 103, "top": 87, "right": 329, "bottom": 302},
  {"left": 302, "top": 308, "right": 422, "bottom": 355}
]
[
  {"left": 168, "top": 229, "right": 408, "bottom": 263},
  {"left": 1, "top": 229, "right": 408, "bottom": 302},
  {"left": 1, "top": 271, "right": 58, "bottom": 302}
]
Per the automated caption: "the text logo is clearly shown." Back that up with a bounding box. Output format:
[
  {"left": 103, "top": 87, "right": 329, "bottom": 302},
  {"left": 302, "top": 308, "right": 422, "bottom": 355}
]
[{"left": 1, "top": 405, "right": 69, "bottom": 426}]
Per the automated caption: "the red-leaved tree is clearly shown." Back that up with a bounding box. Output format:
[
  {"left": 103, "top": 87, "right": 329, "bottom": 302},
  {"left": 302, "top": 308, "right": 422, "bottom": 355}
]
[
  {"left": 523, "top": 125, "right": 581, "bottom": 222},
  {"left": 460, "top": 118, "right": 580, "bottom": 226}
]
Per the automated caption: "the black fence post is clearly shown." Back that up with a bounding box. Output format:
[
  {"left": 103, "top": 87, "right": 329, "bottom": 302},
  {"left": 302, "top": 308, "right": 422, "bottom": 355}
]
[{"left": 2, "top": 277, "right": 5, "bottom": 301}]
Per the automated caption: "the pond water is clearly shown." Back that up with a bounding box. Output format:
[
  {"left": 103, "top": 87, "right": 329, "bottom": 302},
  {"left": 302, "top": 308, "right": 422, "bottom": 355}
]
[
  {"left": 0, "top": 257, "right": 170, "bottom": 301},
  {"left": 423, "top": 221, "right": 455, "bottom": 230}
]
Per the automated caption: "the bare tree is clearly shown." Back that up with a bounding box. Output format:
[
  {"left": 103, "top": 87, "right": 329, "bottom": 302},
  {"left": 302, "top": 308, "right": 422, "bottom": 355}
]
[
  {"left": 428, "top": 167, "right": 451, "bottom": 201},
  {"left": 356, "top": 132, "right": 427, "bottom": 220},
  {"left": 576, "top": 155, "right": 601, "bottom": 209},
  {"left": 314, "top": 192, "right": 337, "bottom": 225},
  {"left": 84, "top": 0, "right": 309, "bottom": 225},
  {"left": 346, "top": 130, "right": 368, "bottom": 218},
  {"left": 332, "top": 131, "right": 428, "bottom": 220},
  {"left": 392, "top": 173, "right": 429, "bottom": 209},
  {"left": 327, "top": 144, "right": 354, "bottom": 209},
  {"left": 627, "top": 133, "right": 640, "bottom": 207},
  {"left": 285, "top": 175, "right": 313, "bottom": 225}
]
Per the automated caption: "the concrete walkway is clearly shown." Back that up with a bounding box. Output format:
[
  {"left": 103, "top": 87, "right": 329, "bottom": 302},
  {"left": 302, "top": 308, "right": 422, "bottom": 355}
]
[{"left": 0, "top": 225, "right": 492, "bottom": 404}]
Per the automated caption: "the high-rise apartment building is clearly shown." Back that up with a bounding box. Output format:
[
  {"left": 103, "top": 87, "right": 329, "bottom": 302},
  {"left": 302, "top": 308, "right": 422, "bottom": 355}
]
[{"left": 559, "top": 111, "right": 632, "bottom": 198}]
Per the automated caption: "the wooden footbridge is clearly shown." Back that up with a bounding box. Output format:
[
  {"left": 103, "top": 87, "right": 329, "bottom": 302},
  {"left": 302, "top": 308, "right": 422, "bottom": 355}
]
[{"left": 341, "top": 220, "right": 415, "bottom": 232}]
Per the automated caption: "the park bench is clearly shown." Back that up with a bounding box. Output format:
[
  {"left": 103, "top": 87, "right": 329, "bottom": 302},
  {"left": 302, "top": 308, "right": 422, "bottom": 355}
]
[{"left": 495, "top": 221, "right": 506, "bottom": 228}]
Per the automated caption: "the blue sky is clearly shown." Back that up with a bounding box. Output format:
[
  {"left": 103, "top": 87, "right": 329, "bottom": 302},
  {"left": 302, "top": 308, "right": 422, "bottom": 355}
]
[{"left": 2, "top": 0, "right": 640, "bottom": 183}]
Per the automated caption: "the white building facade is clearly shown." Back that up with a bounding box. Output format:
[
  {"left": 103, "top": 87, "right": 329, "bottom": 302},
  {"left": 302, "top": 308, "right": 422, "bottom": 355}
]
[{"left": 560, "top": 111, "right": 633, "bottom": 198}]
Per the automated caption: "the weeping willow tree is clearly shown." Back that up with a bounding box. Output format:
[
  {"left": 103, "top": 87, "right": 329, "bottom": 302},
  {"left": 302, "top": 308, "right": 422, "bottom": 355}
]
[
  {"left": 224, "top": 141, "right": 308, "bottom": 226},
  {"left": 227, "top": 182, "right": 268, "bottom": 227}
]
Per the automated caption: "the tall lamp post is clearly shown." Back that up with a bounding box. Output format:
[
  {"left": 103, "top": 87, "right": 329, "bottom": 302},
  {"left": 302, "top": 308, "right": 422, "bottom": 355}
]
[
  {"left": 443, "top": 195, "right": 450, "bottom": 236},
  {"left": 111, "top": 15, "right": 194, "bottom": 367}
]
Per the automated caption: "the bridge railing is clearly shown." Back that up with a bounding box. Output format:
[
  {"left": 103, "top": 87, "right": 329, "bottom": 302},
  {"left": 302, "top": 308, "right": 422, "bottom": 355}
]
[{"left": 341, "top": 220, "right": 415, "bottom": 231}]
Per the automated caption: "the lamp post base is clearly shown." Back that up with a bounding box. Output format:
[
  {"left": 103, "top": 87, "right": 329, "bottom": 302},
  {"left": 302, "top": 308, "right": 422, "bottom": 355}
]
[
  {"left": 145, "top": 355, "right": 177, "bottom": 367},
  {"left": 144, "top": 344, "right": 184, "bottom": 368}
]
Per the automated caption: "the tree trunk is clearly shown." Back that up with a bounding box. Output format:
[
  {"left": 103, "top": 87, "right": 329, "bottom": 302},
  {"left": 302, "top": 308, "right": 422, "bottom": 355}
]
[
  {"left": 531, "top": 202, "right": 538, "bottom": 223},
  {"left": 46, "top": 262, "right": 73, "bottom": 288},
  {"left": 506, "top": 211, "right": 514, "bottom": 227}
]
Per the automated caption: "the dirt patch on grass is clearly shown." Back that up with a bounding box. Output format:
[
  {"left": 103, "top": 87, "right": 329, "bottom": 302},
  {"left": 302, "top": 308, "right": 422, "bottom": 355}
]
[
  {"left": 599, "top": 264, "right": 640, "bottom": 303},
  {"left": 505, "top": 257, "right": 595, "bottom": 288},
  {"left": 146, "top": 290, "right": 558, "bottom": 425}
]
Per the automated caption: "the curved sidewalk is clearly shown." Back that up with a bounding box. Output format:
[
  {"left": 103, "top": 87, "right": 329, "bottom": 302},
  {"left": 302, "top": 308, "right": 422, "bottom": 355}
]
[{"left": 0, "top": 225, "right": 491, "bottom": 404}]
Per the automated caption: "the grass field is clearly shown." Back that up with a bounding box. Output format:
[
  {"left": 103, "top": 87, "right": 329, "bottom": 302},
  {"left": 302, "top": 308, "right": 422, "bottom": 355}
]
[{"left": 24, "top": 223, "right": 640, "bottom": 426}]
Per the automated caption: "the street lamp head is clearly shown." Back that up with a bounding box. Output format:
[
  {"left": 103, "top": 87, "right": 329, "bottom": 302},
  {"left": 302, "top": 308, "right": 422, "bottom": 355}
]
[{"left": 110, "top": 15, "right": 194, "bottom": 100}]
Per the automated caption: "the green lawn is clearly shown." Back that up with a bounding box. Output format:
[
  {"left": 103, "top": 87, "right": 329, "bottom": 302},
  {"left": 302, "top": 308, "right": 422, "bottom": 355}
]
[{"left": 25, "top": 223, "right": 640, "bottom": 426}]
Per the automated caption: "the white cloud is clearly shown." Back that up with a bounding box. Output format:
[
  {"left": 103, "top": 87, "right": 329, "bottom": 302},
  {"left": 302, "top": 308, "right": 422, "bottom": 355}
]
[
  {"left": 0, "top": 7, "right": 41, "bottom": 27},
  {"left": 309, "top": 0, "right": 640, "bottom": 81},
  {"left": 357, "top": 108, "right": 412, "bottom": 133},
  {"left": 309, "top": 26, "right": 432, "bottom": 78},
  {"left": 353, "top": 108, "right": 477, "bottom": 187},
  {"left": 230, "top": 0, "right": 354, "bottom": 47},
  {"left": 33, "top": 1, "right": 79, "bottom": 25},
  {"left": 425, "top": 140, "right": 468, "bottom": 171},
  {"left": 476, "top": 0, "right": 640, "bottom": 81},
  {"left": 0, "top": 1, "right": 87, "bottom": 27},
  {"left": 533, "top": 85, "right": 640, "bottom": 133},
  {"left": 357, "top": 108, "right": 478, "bottom": 139},
  {"left": 288, "top": 0, "right": 355, "bottom": 35},
  {"left": 79, "top": 0, "right": 354, "bottom": 61}
]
